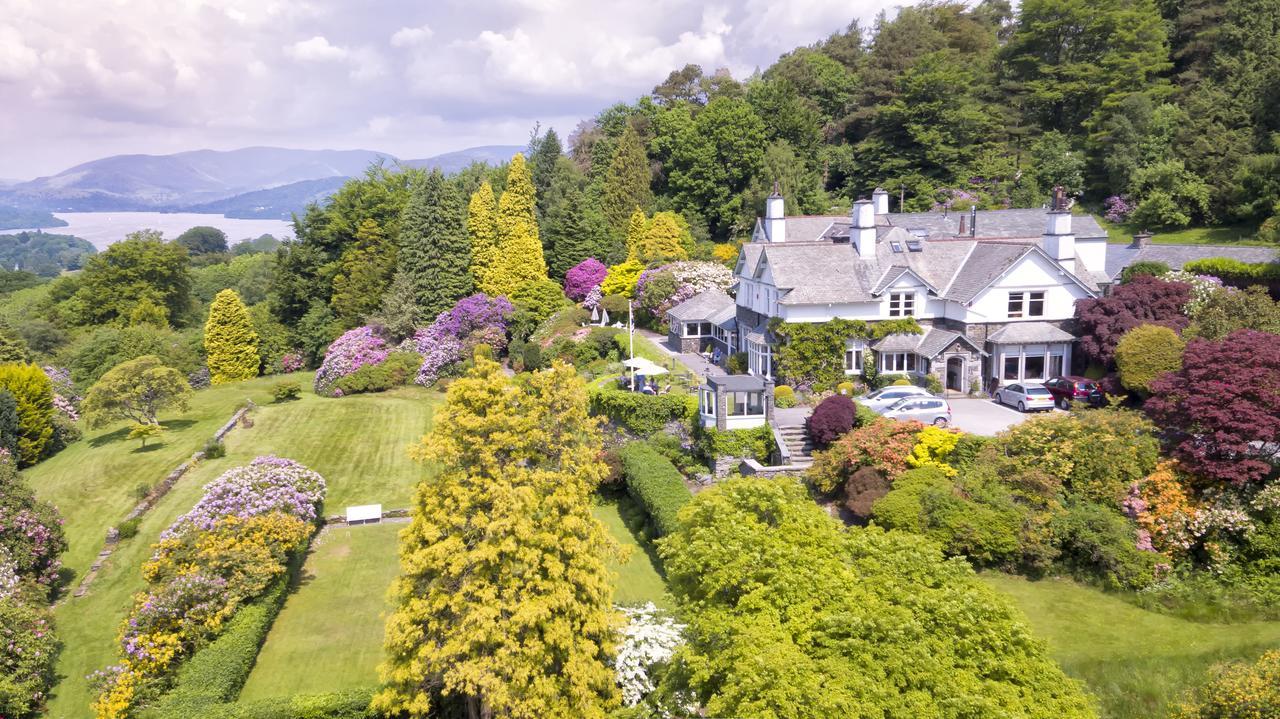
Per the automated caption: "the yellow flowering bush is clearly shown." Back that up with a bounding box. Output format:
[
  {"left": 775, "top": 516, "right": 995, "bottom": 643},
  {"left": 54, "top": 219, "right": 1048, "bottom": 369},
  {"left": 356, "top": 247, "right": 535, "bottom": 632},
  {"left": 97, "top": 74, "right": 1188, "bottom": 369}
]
[
  {"left": 1175, "top": 650, "right": 1280, "bottom": 719},
  {"left": 906, "top": 426, "right": 962, "bottom": 477}
]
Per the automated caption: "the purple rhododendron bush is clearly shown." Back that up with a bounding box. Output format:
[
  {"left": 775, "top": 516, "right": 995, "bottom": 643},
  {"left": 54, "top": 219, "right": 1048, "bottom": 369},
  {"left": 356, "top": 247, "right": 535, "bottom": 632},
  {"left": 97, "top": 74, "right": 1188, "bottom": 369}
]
[
  {"left": 400, "top": 293, "right": 514, "bottom": 386},
  {"left": 564, "top": 257, "right": 608, "bottom": 301},
  {"left": 313, "top": 325, "right": 391, "bottom": 396},
  {"left": 91, "top": 456, "right": 326, "bottom": 718}
]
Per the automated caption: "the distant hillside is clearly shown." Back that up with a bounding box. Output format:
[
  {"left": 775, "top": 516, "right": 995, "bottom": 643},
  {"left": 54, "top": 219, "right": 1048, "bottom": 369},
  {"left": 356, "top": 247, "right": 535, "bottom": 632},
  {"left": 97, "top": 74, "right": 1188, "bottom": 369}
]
[
  {"left": 406, "top": 145, "right": 524, "bottom": 173},
  {"left": 182, "top": 177, "right": 350, "bottom": 220},
  {"left": 0, "top": 206, "right": 68, "bottom": 231},
  {"left": 0, "top": 147, "right": 394, "bottom": 211},
  {"left": 0, "top": 231, "right": 96, "bottom": 276}
]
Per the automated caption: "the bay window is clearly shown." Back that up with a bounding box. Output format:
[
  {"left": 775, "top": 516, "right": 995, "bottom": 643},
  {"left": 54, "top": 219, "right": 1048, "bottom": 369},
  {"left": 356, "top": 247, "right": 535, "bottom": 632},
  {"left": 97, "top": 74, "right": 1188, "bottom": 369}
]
[{"left": 880, "top": 352, "right": 918, "bottom": 373}]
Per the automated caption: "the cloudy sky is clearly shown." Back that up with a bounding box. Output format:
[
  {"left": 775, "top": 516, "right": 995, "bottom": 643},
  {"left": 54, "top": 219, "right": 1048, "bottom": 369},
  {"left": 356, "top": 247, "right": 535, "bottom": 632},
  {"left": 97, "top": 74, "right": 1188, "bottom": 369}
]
[{"left": 0, "top": 0, "right": 900, "bottom": 179}]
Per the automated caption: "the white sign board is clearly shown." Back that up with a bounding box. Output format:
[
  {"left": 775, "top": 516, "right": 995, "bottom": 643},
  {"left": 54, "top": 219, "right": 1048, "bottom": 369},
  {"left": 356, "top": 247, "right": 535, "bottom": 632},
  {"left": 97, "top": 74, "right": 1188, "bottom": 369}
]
[{"left": 346, "top": 504, "right": 382, "bottom": 525}]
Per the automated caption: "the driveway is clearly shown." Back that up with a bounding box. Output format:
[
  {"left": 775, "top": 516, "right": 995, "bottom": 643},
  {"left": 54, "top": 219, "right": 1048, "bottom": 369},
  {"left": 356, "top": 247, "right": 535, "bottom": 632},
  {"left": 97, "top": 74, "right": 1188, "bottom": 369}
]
[{"left": 946, "top": 397, "right": 1044, "bottom": 436}]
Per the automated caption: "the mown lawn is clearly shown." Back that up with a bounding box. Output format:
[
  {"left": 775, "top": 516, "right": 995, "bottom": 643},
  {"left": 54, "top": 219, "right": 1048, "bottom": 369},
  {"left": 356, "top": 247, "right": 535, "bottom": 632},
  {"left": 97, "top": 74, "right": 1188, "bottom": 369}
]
[
  {"left": 593, "top": 491, "right": 672, "bottom": 609},
  {"left": 43, "top": 380, "right": 442, "bottom": 719},
  {"left": 239, "top": 522, "right": 404, "bottom": 700},
  {"left": 1097, "top": 215, "right": 1265, "bottom": 246},
  {"left": 981, "top": 573, "right": 1280, "bottom": 719}
]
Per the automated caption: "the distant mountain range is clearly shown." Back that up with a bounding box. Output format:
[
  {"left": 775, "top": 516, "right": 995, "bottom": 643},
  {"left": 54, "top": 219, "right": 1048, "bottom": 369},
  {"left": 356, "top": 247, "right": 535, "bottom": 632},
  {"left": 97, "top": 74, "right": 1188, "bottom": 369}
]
[{"left": 0, "top": 144, "right": 524, "bottom": 221}]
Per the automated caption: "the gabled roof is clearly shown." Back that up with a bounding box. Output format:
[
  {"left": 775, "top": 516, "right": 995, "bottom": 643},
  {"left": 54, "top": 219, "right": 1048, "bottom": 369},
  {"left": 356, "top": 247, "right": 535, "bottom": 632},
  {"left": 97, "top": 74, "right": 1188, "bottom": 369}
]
[
  {"left": 760, "top": 208, "right": 1108, "bottom": 244},
  {"left": 667, "top": 289, "right": 735, "bottom": 322},
  {"left": 945, "top": 244, "right": 1034, "bottom": 303},
  {"left": 915, "top": 328, "right": 987, "bottom": 358}
]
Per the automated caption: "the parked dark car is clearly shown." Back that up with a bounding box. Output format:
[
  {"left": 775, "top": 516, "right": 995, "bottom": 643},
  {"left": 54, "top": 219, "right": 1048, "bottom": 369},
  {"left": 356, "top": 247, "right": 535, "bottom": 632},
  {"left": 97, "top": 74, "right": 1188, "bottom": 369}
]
[{"left": 1043, "top": 376, "right": 1105, "bottom": 409}]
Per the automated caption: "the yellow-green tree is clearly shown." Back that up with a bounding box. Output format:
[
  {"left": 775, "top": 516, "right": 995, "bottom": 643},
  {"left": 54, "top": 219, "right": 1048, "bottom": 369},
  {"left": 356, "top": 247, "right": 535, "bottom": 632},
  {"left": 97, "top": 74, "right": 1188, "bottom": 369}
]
[
  {"left": 0, "top": 363, "right": 53, "bottom": 465},
  {"left": 639, "top": 211, "right": 691, "bottom": 263},
  {"left": 330, "top": 218, "right": 397, "bottom": 327},
  {"left": 376, "top": 358, "right": 619, "bottom": 719},
  {"left": 624, "top": 208, "right": 647, "bottom": 261},
  {"left": 203, "top": 289, "right": 260, "bottom": 384},
  {"left": 601, "top": 259, "right": 645, "bottom": 298},
  {"left": 492, "top": 153, "right": 548, "bottom": 295},
  {"left": 467, "top": 182, "right": 501, "bottom": 295}
]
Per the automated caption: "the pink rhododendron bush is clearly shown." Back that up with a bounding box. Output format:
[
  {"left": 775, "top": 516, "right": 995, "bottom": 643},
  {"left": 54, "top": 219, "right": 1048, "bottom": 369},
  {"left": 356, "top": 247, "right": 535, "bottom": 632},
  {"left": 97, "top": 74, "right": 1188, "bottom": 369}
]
[
  {"left": 634, "top": 261, "right": 734, "bottom": 326},
  {"left": 313, "top": 326, "right": 391, "bottom": 396},
  {"left": 400, "top": 293, "right": 514, "bottom": 387},
  {"left": 565, "top": 257, "right": 608, "bottom": 301},
  {"left": 91, "top": 456, "right": 326, "bottom": 719}
]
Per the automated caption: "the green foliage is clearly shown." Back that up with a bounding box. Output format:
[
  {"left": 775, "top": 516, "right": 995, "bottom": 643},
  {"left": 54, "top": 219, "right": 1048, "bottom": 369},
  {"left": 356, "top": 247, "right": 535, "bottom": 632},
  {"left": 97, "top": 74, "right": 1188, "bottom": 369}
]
[
  {"left": 144, "top": 691, "right": 376, "bottom": 719},
  {"left": 73, "top": 231, "right": 192, "bottom": 327},
  {"left": 1186, "top": 286, "right": 1280, "bottom": 340},
  {"left": 772, "top": 384, "right": 796, "bottom": 408},
  {"left": 128, "top": 421, "right": 165, "bottom": 448},
  {"left": 144, "top": 571, "right": 294, "bottom": 717},
  {"left": 1050, "top": 500, "right": 1158, "bottom": 591},
  {"left": 0, "top": 363, "right": 53, "bottom": 465},
  {"left": 1128, "top": 160, "right": 1212, "bottom": 228},
  {"left": 726, "top": 352, "right": 748, "bottom": 375},
  {"left": 806, "top": 417, "right": 922, "bottom": 494},
  {"left": 600, "top": 259, "right": 644, "bottom": 298},
  {"left": 1115, "top": 324, "right": 1185, "bottom": 393},
  {"left": 332, "top": 352, "right": 421, "bottom": 396},
  {"left": 116, "top": 517, "right": 141, "bottom": 540},
  {"left": 545, "top": 182, "right": 612, "bottom": 278},
  {"left": 0, "top": 389, "right": 21, "bottom": 458},
  {"left": 399, "top": 170, "right": 473, "bottom": 321},
  {"left": 509, "top": 277, "right": 569, "bottom": 323},
  {"left": 0, "top": 594, "right": 57, "bottom": 719},
  {"left": 82, "top": 355, "right": 193, "bottom": 428},
  {"left": 1120, "top": 260, "right": 1171, "bottom": 283},
  {"left": 588, "top": 388, "right": 696, "bottom": 437},
  {"left": 665, "top": 96, "right": 767, "bottom": 238},
  {"left": 329, "top": 219, "right": 396, "bottom": 328},
  {"left": 0, "top": 322, "right": 30, "bottom": 364},
  {"left": 175, "top": 226, "right": 229, "bottom": 255},
  {"left": 271, "top": 382, "right": 301, "bottom": 402},
  {"left": 57, "top": 324, "right": 202, "bottom": 386},
  {"left": 466, "top": 182, "right": 501, "bottom": 296},
  {"left": 1184, "top": 257, "right": 1280, "bottom": 283},
  {"left": 618, "top": 442, "right": 693, "bottom": 538},
  {"left": 0, "top": 231, "right": 95, "bottom": 276},
  {"left": 202, "top": 438, "right": 226, "bottom": 459},
  {"left": 1173, "top": 650, "right": 1280, "bottom": 719},
  {"left": 601, "top": 124, "right": 653, "bottom": 235},
  {"left": 658, "top": 477, "right": 1096, "bottom": 719},
  {"left": 696, "top": 424, "right": 774, "bottom": 462},
  {"left": 204, "top": 289, "right": 260, "bottom": 385},
  {"left": 772, "top": 318, "right": 921, "bottom": 392},
  {"left": 891, "top": 377, "right": 912, "bottom": 386}
]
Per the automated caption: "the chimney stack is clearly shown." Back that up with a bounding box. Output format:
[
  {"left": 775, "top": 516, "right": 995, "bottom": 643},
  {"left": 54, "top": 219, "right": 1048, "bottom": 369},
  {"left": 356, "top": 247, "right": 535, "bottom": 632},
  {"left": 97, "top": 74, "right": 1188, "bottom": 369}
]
[
  {"left": 958, "top": 215, "right": 967, "bottom": 235},
  {"left": 1043, "top": 186, "right": 1076, "bottom": 275},
  {"left": 852, "top": 198, "right": 875, "bottom": 258},
  {"left": 872, "top": 187, "right": 890, "bottom": 215},
  {"left": 969, "top": 205, "right": 977, "bottom": 238},
  {"left": 765, "top": 181, "right": 786, "bottom": 243},
  {"left": 1130, "top": 231, "right": 1152, "bottom": 249}
]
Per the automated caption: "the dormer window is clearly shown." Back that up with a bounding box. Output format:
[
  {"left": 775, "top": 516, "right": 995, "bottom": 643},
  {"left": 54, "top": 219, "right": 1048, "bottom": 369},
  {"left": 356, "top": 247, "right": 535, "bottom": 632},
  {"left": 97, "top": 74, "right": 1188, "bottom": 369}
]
[
  {"left": 890, "top": 241, "right": 904, "bottom": 253},
  {"left": 889, "top": 292, "right": 915, "bottom": 317},
  {"left": 906, "top": 239, "right": 923, "bottom": 252}
]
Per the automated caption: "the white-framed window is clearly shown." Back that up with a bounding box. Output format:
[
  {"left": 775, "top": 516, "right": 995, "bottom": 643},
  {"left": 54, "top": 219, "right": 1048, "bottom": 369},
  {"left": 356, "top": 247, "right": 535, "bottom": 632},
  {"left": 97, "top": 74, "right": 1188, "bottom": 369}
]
[
  {"left": 748, "top": 339, "right": 772, "bottom": 379},
  {"left": 998, "top": 344, "right": 1069, "bottom": 383},
  {"left": 1008, "top": 291, "right": 1046, "bottom": 318},
  {"left": 888, "top": 292, "right": 915, "bottom": 317},
  {"left": 727, "top": 391, "right": 765, "bottom": 416},
  {"left": 844, "top": 340, "right": 865, "bottom": 374},
  {"left": 683, "top": 321, "right": 712, "bottom": 337},
  {"left": 700, "top": 389, "right": 715, "bottom": 416},
  {"left": 880, "top": 352, "right": 918, "bottom": 373}
]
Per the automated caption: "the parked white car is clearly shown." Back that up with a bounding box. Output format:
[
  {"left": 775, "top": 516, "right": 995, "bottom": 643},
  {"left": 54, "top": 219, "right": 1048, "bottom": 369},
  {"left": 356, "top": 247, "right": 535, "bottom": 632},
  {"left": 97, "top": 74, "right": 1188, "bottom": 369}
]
[
  {"left": 994, "top": 383, "right": 1055, "bottom": 412},
  {"left": 860, "top": 385, "right": 934, "bottom": 411},
  {"left": 881, "top": 396, "right": 953, "bottom": 427}
]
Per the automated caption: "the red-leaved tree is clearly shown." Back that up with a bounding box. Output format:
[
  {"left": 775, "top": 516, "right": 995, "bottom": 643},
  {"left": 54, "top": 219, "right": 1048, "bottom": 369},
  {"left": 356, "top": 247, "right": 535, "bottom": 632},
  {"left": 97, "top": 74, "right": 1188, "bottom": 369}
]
[
  {"left": 1074, "top": 275, "right": 1192, "bottom": 365},
  {"left": 1144, "top": 329, "right": 1280, "bottom": 485},
  {"left": 806, "top": 394, "right": 858, "bottom": 449}
]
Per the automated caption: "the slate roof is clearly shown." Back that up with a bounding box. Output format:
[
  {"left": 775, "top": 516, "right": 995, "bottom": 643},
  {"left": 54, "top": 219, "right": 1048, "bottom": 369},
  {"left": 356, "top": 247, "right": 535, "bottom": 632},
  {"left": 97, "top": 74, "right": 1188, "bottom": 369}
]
[
  {"left": 871, "top": 332, "right": 925, "bottom": 352},
  {"left": 915, "top": 328, "right": 986, "bottom": 358},
  {"left": 706, "top": 374, "right": 768, "bottom": 391},
  {"left": 772, "top": 208, "right": 1108, "bottom": 243},
  {"left": 667, "top": 289, "right": 735, "bottom": 322},
  {"left": 1104, "top": 243, "right": 1279, "bottom": 281},
  {"left": 987, "top": 322, "right": 1076, "bottom": 344}
]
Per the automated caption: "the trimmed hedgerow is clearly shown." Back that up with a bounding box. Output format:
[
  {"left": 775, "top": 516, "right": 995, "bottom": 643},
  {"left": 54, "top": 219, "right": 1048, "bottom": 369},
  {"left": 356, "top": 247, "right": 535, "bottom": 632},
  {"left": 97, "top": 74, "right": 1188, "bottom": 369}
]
[
  {"left": 144, "top": 689, "right": 375, "bottom": 719},
  {"left": 618, "top": 443, "right": 693, "bottom": 538},
  {"left": 588, "top": 388, "right": 696, "bottom": 436},
  {"left": 696, "top": 425, "right": 774, "bottom": 462}
]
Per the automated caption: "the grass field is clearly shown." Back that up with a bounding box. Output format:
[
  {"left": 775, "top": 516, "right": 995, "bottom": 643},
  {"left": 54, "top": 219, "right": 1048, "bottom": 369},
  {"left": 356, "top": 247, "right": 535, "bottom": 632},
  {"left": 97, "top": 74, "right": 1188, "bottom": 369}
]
[
  {"left": 1098, "top": 216, "right": 1266, "bottom": 246},
  {"left": 593, "top": 492, "right": 671, "bottom": 609},
  {"left": 239, "top": 522, "right": 404, "bottom": 700},
  {"left": 43, "top": 380, "right": 442, "bottom": 719},
  {"left": 982, "top": 573, "right": 1280, "bottom": 719}
]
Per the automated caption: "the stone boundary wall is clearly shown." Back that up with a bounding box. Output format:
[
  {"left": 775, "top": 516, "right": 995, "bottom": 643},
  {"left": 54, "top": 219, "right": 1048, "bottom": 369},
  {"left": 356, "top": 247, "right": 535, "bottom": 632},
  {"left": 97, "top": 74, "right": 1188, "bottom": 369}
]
[{"left": 69, "top": 403, "right": 255, "bottom": 599}]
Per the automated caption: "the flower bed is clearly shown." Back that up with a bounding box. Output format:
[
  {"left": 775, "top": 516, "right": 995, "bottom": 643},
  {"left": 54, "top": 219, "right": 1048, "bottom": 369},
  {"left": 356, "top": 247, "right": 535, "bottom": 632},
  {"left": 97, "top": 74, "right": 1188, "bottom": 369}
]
[
  {"left": 313, "top": 327, "right": 390, "bottom": 396},
  {"left": 92, "top": 456, "right": 326, "bottom": 719},
  {"left": 400, "top": 294, "right": 513, "bottom": 387}
]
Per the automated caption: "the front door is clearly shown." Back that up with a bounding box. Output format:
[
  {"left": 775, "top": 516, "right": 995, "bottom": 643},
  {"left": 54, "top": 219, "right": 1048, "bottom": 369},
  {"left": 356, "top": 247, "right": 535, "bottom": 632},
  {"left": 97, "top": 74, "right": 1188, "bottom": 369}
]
[{"left": 946, "top": 356, "right": 964, "bottom": 392}]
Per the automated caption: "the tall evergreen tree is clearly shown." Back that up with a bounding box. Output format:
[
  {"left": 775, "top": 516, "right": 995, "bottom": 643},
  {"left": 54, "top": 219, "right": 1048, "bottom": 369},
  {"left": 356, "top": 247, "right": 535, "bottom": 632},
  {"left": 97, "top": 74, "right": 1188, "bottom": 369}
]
[
  {"left": 330, "top": 218, "right": 397, "bottom": 328},
  {"left": 600, "top": 124, "right": 653, "bottom": 235},
  {"left": 400, "top": 170, "right": 474, "bottom": 320},
  {"left": 494, "top": 153, "right": 548, "bottom": 294},
  {"left": 375, "top": 359, "right": 619, "bottom": 719},
  {"left": 467, "top": 182, "right": 501, "bottom": 296},
  {"left": 203, "top": 289, "right": 260, "bottom": 384},
  {"left": 529, "top": 126, "right": 564, "bottom": 220},
  {"left": 370, "top": 270, "right": 426, "bottom": 340},
  {"left": 545, "top": 182, "right": 608, "bottom": 280},
  {"left": 624, "top": 209, "right": 648, "bottom": 262}
]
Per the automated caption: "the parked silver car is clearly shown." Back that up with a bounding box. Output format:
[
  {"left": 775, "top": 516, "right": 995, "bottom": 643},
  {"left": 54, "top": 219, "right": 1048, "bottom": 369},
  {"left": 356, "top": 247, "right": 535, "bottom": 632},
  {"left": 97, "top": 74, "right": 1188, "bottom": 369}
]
[
  {"left": 880, "top": 396, "right": 953, "bottom": 427},
  {"left": 860, "top": 385, "right": 934, "bottom": 411},
  {"left": 994, "top": 382, "right": 1056, "bottom": 412}
]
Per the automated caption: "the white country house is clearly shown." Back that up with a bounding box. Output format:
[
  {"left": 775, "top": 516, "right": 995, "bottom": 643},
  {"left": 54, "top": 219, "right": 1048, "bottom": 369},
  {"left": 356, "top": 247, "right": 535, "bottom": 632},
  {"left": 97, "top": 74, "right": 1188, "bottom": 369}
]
[{"left": 670, "top": 187, "right": 1111, "bottom": 394}]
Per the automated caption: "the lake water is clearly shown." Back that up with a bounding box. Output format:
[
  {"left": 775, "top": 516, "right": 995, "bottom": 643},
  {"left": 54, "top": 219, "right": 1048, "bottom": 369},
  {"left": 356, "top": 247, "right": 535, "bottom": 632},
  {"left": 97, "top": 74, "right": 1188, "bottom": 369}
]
[{"left": 8, "top": 212, "right": 296, "bottom": 250}]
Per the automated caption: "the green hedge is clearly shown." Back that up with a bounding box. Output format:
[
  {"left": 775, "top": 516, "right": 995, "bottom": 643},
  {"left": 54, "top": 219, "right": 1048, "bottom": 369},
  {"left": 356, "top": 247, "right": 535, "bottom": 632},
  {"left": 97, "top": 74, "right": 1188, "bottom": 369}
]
[
  {"left": 619, "top": 443, "right": 693, "bottom": 537},
  {"left": 588, "top": 388, "right": 696, "bottom": 436},
  {"left": 1183, "top": 257, "right": 1280, "bottom": 282},
  {"left": 697, "top": 425, "right": 774, "bottom": 461},
  {"left": 147, "top": 690, "right": 375, "bottom": 719},
  {"left": 141, "top": 553, "right": 303, "bottom": 718}
]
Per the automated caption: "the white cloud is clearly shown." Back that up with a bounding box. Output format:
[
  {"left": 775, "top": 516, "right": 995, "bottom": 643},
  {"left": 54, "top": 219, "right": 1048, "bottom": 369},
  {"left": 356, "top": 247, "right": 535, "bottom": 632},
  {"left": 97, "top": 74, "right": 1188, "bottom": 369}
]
[
  {"left": 390, "top": 24, "right": 433, "bottom": 47},
  {"left": 0, "top": 25, "right": 39, "bottom": 82},
  {"left": 285, "top": 35, "right": 348, "bottom": 62}
]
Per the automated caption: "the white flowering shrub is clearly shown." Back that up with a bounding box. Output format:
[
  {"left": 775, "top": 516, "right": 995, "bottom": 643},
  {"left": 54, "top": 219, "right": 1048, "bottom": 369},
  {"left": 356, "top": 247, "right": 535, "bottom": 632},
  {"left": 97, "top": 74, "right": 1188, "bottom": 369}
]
[
  {"left": 1161, "top": 270, "right": 1223, "bottom": 317},
  {"left": 616, "top": 603, "right": 685, "bottom": 711},
  {"left": 0, "top": 548, "right": 18, "bottom": 599},
  {"left": 667, "top": 261, "right": 734, "bottom": 294}
]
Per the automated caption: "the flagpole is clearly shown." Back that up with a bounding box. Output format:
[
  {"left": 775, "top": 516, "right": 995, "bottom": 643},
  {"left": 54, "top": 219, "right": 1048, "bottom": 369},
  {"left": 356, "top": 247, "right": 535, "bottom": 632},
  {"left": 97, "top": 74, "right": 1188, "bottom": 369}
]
[{"left": 628, "top": 299, "right": 636, "bottom": 391}]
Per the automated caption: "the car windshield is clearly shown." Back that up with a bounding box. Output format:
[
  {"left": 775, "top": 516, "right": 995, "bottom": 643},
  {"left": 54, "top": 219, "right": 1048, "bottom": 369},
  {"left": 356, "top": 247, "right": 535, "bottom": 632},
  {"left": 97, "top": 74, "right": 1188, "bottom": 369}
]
[
  {"left": 1026, "top": 387, "right": 1052, "bottom": 396},
  {"left": 1077, "top": 381, "right": 1097, "bottom": 391}
]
